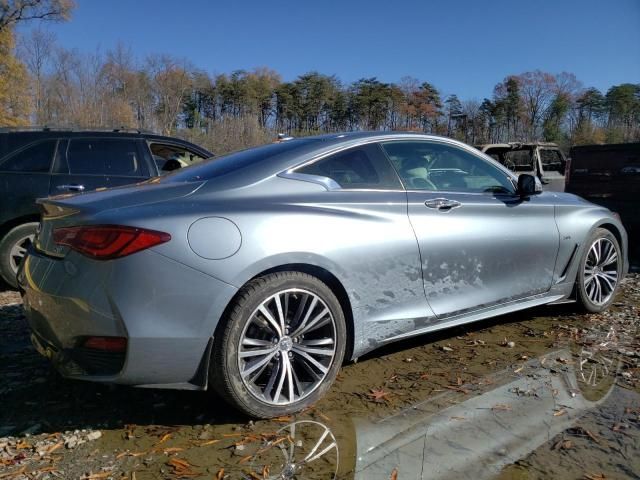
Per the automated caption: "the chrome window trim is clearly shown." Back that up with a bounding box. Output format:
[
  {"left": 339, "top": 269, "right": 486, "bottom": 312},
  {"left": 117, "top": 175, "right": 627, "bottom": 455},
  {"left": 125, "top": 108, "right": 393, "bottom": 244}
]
[{"left": 278, "top": 134, "right": 519, "bottom": 194}]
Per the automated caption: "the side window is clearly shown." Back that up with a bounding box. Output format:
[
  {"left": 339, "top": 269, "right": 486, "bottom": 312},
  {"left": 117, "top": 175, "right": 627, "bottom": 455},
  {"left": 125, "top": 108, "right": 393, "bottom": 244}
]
[
  {"left": 0, "top": 140, "right": 56, "bottom": 173},
  {"left": 382, "top": 141, "right": 515, "bottom": 194},
  {"left": 66, "top": 139, "right": 147, "bottom": 177},
  {"left": 539, "top": 149, "right": 565, "bottom": 174},
  {"left": 295, "top": 144, "right": 402, "bottom": 190},
  {"left": 150, "top": 143, "right": 208, "bottom": 174}
]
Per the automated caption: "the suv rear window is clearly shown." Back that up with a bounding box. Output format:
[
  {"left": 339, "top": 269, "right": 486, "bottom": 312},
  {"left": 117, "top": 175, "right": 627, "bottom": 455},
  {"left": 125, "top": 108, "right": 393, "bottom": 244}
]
[
  {"left": 66, "top": 138, "right": 147, "bottom": 177},
  {"left": 0, "top": 140, "right": 56, "bottom": 173}
]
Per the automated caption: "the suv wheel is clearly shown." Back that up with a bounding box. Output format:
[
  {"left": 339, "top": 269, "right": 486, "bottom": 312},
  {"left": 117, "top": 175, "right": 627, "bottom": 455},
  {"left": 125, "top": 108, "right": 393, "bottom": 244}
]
[
  {"left": 211, "top": 272, "right": 346, "bottom": 418},
  {"left": 0, "top": 223, "right": 38, "bottom": 288}
]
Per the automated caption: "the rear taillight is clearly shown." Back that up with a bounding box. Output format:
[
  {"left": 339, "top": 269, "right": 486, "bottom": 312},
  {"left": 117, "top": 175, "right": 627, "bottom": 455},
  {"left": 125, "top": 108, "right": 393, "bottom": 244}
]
[
  {"left": 53, "top": 225, "right": 170, "bottom": 260},
  {"left": 83, "top": 336, "right": 127, "bottom": 352}
]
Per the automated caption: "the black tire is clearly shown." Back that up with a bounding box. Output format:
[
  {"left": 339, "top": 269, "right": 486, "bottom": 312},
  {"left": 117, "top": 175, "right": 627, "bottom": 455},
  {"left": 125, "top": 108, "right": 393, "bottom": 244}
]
[
  {"left": 0, "top": 222, "right": 38, "bottom": 288},
  {"left": 576, "top": 228, "right": 622, "bottom": 313},
  {"left": 211, "top": 271, "right": 347, "bottom": 418}
]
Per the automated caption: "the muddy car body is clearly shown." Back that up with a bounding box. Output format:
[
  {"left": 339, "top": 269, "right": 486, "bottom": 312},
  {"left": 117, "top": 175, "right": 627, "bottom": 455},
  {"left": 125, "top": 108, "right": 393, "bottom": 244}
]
[
  {"left": 477, "top": 142, "right": 567, "bottom": 192},
  {"left": 19, "top": 132, "right": 628, "bottom": 417}
]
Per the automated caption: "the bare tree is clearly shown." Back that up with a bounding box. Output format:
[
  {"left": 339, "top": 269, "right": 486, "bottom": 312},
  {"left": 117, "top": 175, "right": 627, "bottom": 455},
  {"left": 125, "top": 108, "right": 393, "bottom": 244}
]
[
  {"left": 0, "top": 0, "right": 74, "bottom": 31},
  {"left": 17, "top": 26, "right": 55, "bottom": 122}
]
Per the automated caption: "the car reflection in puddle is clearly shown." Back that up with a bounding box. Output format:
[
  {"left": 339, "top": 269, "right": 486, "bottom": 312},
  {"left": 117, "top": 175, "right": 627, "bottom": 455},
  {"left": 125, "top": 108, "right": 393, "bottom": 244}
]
[{"left": 233, "top": 334, "right": 639, "bottom": 479}]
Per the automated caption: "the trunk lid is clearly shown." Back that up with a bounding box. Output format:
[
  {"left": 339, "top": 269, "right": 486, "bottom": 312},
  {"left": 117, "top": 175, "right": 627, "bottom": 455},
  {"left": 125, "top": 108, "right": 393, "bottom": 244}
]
[{"left": 35, "top": 180, "right": 203, "bottom": 257}]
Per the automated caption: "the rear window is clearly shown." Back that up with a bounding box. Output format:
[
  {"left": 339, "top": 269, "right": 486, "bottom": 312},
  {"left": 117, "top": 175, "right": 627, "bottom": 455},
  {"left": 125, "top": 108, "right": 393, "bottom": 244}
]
[
  {"left": 0, "top": 140, "right": 56, "bottom": 173},
  {"left": 163, "top": 139, "right": 316, "bottom": 183},
  {"left": 66, "top": 138, "right": 147, "bottom": 177}
]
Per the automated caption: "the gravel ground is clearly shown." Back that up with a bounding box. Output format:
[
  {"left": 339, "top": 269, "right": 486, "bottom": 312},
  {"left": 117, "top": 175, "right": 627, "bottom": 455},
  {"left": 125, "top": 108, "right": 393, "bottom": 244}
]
[{"left": 0, "top": 275, "right": 638, "bottom": 479}]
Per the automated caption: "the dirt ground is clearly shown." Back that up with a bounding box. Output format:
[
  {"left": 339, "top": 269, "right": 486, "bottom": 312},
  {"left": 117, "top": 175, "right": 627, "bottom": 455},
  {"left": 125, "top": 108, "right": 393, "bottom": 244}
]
[{"left": 0, "top": 273, "right": 638, "bottom": 480}]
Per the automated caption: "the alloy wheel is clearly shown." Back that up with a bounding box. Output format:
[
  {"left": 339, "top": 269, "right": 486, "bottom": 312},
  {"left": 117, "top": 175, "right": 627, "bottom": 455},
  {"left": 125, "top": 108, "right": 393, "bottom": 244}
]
[
  {"left": 9, "top": 234, "right": 35, "bottom": 274},
  {"left": 583, "top": 237, "right": 619, "bottom": 306},
  {"left": 238, "top": 289, "right": 337, "bottom": 406}
]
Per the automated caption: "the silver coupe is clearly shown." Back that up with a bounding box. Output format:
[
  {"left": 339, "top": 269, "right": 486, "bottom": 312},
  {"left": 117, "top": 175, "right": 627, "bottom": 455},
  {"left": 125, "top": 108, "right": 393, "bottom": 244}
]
[{"left": 19, "top": 132, "right": 628, "bottom": 418}]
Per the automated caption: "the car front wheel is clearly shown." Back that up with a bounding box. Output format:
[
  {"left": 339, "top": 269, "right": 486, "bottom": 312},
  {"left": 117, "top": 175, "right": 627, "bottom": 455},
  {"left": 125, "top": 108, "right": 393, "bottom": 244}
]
[
  {"left": 0, "top": 222, "right": 38, "bottom": 288},
  {"left": 211, "top": 272, "right": 346, "bottom": 418},
  {"left": 576, "top": 228, "right": 622, "bottom": 313}
]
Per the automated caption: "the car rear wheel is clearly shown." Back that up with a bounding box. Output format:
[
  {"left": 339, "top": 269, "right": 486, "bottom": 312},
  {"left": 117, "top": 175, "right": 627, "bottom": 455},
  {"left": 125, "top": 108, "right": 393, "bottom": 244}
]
[
  {"left": 576, "top": 228, "right": 622, "bottom": 313},
  {"left": 0, "top": 222, "right": 38, "bottom": 288},
  {"left": 211, "top": 272, "right": 346, "bottom": 418}
]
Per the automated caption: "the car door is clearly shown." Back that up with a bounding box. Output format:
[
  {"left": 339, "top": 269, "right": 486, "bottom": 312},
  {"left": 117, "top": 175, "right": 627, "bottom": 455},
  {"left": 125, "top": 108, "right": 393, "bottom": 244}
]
[
  {"left": 381, "top": 140, "right": 559, "bottom": 318},
  {"left": 293, "top": 143, "right": 436, "bottom": 341},
  {"left": 538, "top": 147, "right": 566, "bottom": 192},
  {"left": 49, "top": 137, "right": 150, "bottom": 195}
]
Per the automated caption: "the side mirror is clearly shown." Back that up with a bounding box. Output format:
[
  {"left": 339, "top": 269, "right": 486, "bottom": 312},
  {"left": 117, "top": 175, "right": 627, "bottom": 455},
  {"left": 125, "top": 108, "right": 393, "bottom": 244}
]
[{"left": 517, "top": 174, "right": 543, "bottom": 197}]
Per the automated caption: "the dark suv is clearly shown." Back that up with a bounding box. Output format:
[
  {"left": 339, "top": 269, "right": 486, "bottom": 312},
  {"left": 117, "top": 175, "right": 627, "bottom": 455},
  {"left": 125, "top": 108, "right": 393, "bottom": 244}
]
[{"left": 0, "top": 128, "right": 213, "bottom": 287}]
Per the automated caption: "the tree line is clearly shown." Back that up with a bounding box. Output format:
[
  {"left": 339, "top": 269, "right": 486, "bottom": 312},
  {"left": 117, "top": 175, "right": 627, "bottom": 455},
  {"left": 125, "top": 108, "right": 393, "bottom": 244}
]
[{"left": 1, "top": 2, "right": 639, "bottom": 155}]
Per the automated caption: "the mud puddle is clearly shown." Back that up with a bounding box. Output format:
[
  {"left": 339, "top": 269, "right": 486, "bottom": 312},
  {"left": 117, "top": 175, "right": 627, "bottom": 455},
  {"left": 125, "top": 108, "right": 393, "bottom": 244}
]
[{"left": 1, "top": 275, "right": 638, "bottom": 479}]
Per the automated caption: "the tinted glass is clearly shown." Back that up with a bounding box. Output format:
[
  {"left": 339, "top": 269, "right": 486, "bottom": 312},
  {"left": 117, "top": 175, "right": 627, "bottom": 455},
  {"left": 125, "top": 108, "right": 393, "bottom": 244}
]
[
  {"left": 296, "top": 144, "right": 402, "bottom": 190},
  {"left": 163, "top": 139, "right": 317, "bottom": 183},
  {"left": 150, "top": 142, "right": 208, "bottom": 174},
  {"left": 67, "top": 139, "right": 146, "bottom": 176},
  {"left": 539, "top": 149, "right": 565, "bottom": 173},
  {"left": 383, "top": 141, "right": 514, "bottom": 194},
  {"left": 0, "top": 140, "right": 56, "bottom": 173}
]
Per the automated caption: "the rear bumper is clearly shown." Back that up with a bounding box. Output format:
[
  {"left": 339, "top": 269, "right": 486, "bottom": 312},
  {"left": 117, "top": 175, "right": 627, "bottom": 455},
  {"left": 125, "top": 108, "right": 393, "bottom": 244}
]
[{"left": 19, "top": 247, "right": 238, "bottom": 387}]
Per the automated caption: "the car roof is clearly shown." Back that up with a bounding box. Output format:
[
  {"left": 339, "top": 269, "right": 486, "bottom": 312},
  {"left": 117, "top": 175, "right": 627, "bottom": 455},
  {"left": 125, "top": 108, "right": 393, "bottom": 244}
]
[
  {"left": 0, "top": 128, "right": 213, "bottom": 156},
  {"left": 166, "top": 131, "right": 517, "bottom": 190}
]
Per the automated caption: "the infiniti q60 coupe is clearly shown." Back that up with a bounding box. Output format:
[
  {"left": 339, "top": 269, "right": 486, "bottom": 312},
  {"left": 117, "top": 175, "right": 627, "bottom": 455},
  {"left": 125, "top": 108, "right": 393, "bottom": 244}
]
[{"left": 19, "top": 132, "right": 628, "bottom": 418}]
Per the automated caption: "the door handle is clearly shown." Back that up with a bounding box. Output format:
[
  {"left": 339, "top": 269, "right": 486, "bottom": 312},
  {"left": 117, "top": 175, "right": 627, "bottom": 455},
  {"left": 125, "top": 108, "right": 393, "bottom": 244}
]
[
  {"left": 56, "top": 184, "right": 85, "bottom": 192},
  {"left": 424, "top": 198, "right": 461, "bottom": 211}
]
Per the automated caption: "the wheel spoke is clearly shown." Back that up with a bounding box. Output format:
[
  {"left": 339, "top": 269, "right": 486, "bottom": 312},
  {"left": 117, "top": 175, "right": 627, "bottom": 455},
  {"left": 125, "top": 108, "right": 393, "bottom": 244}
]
[
  {"left": 293, "top": 344, "right": 334, "bottom": 357},
  {"left": 293, "top": 307, "right": 329, "bottom": 337},
  {"left": 239, "top": 346, "right": 277, "bottom": 358},
  {"left": 275, "top": 293, "right": 287, "bottom": 334},
  {"left": 300, "top": 338, "right": 334, "bottom": 346},
  {"left": 242, "top": 337, "right": 274, "bottom": 347},
  {"left": 602, "top": 251, "right": 617, "bottom": 267},
  {"left": 242, "top": 351, "right": 277, "bottom": 379},
  {"left": 272, "top": 355, "right": 289, "bottom": 403},
  {"left": 258, "top": 305, "right": 282, "bottom": 337},
  {"left": 598, "top": 274, "right": 614, "bottom": 292},
  {"left": 293, "top": 349, "right": 329, "bottom": 374}
]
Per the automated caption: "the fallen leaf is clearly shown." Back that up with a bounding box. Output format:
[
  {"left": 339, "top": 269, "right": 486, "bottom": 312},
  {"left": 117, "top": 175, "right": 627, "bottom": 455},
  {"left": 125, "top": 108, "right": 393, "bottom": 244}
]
[
  {"left": 216, "top": 468, "right": 224, "bottom": 480},
  {"left": 368, "top": 388, "right": 392, "bottom": 403},
  {"left": 553, "top": 409, "right": 567, "bottom": 417},
  {"left": 82, "top": 473, "right": 112, "bottom": 480},
  {"left": 154, "top": 433, "right": 171, "bottom": 446},
  {"left": 198, "top": 439, "right": 220, "bottom": 446},
  {"left": 243, "top": 469, "right": 262, "bottom": 480},
  {"left": 390, "top": 467, "right": 398, "bottom": 480}
]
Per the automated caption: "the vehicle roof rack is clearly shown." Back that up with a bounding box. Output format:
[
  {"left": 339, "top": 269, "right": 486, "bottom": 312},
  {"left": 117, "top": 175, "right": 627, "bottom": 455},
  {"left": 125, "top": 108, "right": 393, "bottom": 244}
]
[{"left": 0, "top": 126, "right": 157, "bottom": 134}]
